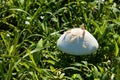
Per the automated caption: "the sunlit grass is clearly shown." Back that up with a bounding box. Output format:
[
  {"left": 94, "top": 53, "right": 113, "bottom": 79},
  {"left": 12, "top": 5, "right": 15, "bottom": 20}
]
[{"left": 0, "top": 0, "right": 120, "bottom": 80}]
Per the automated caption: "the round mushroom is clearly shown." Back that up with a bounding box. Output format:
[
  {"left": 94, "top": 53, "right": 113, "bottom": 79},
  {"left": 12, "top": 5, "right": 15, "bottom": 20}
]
[{"left": 57, "top": 24, "right": 99, "bottom": 55}]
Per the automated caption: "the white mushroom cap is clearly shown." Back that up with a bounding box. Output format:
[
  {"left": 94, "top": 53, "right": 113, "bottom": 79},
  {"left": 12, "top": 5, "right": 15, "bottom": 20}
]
[{"left": 57, "top": 24, "right": 99, "bottom": 55}]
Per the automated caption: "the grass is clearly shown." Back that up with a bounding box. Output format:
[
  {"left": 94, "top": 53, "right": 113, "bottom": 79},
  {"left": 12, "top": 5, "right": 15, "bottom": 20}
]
[{"left": 0, "top": 0, "right": 120, "bottom": 80}]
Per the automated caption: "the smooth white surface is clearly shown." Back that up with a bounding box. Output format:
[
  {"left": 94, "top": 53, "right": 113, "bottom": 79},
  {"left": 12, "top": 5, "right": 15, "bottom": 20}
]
[{"left": 57, "top": 28, "right": 99, "bottom": 55}]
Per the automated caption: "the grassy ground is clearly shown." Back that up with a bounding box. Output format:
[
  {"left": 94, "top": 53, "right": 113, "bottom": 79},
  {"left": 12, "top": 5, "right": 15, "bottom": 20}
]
[{"left": 0, "top": 0, "right": 120, "bottom": 80}]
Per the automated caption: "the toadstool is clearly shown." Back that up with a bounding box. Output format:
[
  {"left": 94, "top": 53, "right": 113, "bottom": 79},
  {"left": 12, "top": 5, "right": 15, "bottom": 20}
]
[{"left": 57, "top": 24, "right": 99, "bottom": 55}]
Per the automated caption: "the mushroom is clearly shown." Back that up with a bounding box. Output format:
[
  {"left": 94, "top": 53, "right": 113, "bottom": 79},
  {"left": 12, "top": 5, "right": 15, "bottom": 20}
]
[{"left": 57, "top": 24, "right": 99, "bottom": 55}]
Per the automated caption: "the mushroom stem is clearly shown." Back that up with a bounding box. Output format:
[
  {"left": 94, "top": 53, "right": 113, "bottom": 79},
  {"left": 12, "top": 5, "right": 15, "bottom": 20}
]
[
  {"left": 80, "top": 24, "right": 85, "bottom": 37},
  {"left": 80, "top": 24, "right": 85, "bottom": 30}
]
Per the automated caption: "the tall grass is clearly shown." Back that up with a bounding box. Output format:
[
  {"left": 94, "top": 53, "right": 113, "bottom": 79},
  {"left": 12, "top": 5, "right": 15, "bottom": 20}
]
[{"left": 0, "top": 0, "right": 120, "bottom": 80}]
